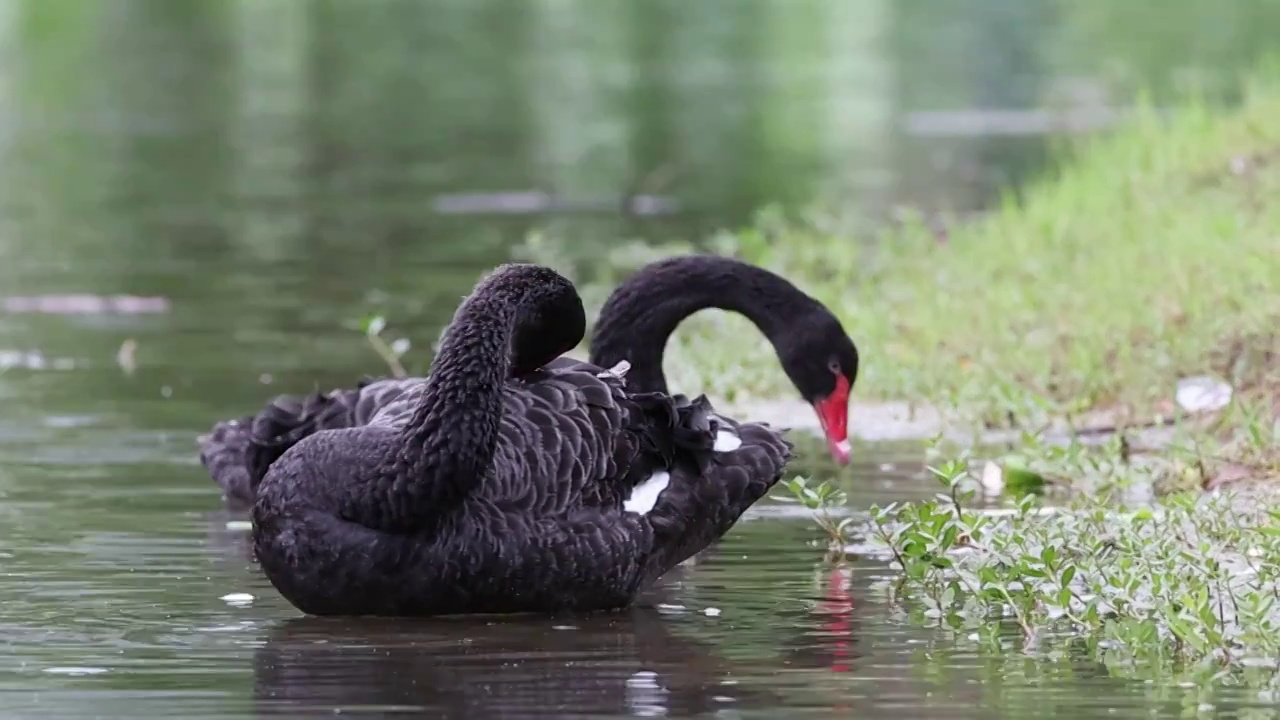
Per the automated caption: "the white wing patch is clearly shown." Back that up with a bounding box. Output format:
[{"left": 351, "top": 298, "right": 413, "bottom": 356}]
[
  {"left": 596, "top": 359, "right": 631, "bottom": 380},
  {"left": 713, "top": 429, "right": 742, "bottom": 452},
  {"left": 624, "top": 470, "right": 670, "bottom": 515},
  {"left": 708, "top": 414, "right": 742, "bottom": 452}
]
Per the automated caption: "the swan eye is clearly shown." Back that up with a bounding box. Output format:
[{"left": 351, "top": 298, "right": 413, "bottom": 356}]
[{"left": 827, "top": 359, "right": 841, "bottom": 374}]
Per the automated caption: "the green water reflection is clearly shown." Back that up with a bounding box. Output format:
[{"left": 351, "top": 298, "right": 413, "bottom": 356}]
[{"left": 3, "top": 0, "right": 1280, "bottom": 717}]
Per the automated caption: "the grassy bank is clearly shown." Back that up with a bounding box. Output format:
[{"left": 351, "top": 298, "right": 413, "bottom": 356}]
[
  {"left": 578, "top": 78, "right": 1280, "bottom": 435},
  {"left": 526, "top": 70, "right": 1280, "bottom": 495},
  {"left": 759, "top": 73, "right": 1277, "bottom": 684}
]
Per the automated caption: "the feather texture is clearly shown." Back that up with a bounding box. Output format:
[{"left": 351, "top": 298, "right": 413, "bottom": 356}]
[
  {"left": 250, "top": 265, "right": 792, "bottom": 616},
  {"left": 199, "top": 255, "right": 853, "bottom": 504},
  {"left": 198, "top": 377, "right": 417, "bottom": 507},
  {"left": 253, "top": 359, "right": 791, "bottom": 615}
]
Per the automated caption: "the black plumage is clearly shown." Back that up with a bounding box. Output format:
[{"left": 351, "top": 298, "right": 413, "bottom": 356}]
[
  {"left": 198, "top": 254, "right": 857, "bottom": 507},
  {"left": 250, "top": 263, "right": 793, "bottom": 616}
]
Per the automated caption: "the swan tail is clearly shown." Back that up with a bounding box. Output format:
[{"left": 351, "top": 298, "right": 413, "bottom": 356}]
[
  {"left": 640, "top": 418, "right": 792, "bottom": 583},
  {"left": 198, "top": 416, "right": 257, "bottom": 507},
  {"left": 198, "top": 385, "right": 368, "bottom": 507},
  {"left": 627, "top": 392, "right": 718, "bottom": 472},
  {"left": 243, "top": 388, "right": 365, "bottom": 495}
]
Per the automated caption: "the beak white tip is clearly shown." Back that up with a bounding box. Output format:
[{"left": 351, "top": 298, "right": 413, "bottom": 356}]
[{"left": 830, "top": 439, "right": 852, "bottom": 464}]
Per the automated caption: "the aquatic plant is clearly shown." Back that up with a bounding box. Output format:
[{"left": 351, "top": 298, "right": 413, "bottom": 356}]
[
  {"left": 862, "top": 466, "right": 1280, "bottom": 685},
  {"left": 360, "top": 314, "right": 411, "bottom": 378},
  {"left": 774, "top": 475, "right": 854, "bottom": 550}
]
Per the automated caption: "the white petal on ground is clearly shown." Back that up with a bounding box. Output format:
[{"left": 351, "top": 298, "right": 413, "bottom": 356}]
[
  {"left": 980, "top": 461, "right": 1005, "bottom": 495},
  {"left": 1175, "top": 375, "right": 1233, "bottom": 413}
]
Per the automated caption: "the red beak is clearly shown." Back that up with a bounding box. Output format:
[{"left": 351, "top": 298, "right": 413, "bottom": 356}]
[{"left": 813, "top": 374, "right": 851, "bottom": 465}]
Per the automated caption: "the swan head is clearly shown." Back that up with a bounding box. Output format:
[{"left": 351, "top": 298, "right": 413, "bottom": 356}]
[
  {"left": 488, "top": 264, "right": 586, "bottom": 377},
  {"left": 778, "top": 312, "right": 859, "bottom": 466}
]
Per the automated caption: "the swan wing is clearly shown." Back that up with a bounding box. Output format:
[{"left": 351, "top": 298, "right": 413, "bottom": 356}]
[
  {"left": 197, "top": 413, "right": 259, "bottom": 506},
  {"left": 639, "top": 414, "right": 792, "bottom": 581},
  {"left": 485, "top": 360, "right": 629, "bottom": 514},
  {"left": 484, "top": 357, "right": 699, "bottom": 516},
  {"left": 199, "top": 376, "right": 423, "bottom": 504},
  {"left": 476, "top": 378, "right": 792, "bottom": 599}
]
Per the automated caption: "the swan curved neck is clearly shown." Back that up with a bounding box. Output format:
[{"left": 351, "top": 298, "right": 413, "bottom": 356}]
[
  {"left": 588, "top": 256, "right": 813, "bottom": 394},
  {"left": 390, "top": 277, "right": 526, "bottom": 511}
]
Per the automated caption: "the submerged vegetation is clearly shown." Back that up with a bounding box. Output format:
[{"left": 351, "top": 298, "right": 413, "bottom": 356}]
[
  {"left": 869, "top": 469, "right": 1280, "bottom": 689},
  {"left": 782, "top": 442, "right": 1280, "bottom": 687}
]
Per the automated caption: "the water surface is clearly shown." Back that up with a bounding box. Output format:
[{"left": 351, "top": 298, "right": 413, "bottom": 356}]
[{"left": 4, "top": 1, "right": 1280, "bottom": 717}]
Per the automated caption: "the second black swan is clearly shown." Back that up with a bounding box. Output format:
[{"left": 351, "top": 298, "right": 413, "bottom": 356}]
[
  {"left": 200, "top": 254, "right": 857, "bottom": 507},
  {"left": 251, "top": 263, "right": 792, "bottom": 616}
]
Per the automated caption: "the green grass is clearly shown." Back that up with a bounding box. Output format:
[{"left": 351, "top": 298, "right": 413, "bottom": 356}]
[
  {"left": 524, "top": 69, "right": 1280, "bottom": 494},
  {"left": 568, "top": 77, "right": 1280, "bottom": 433},
  {"left": 863, "top": 465, "right": 1280, "bottom": 689},
  {"left": 756, "top": 437, "right": 1280, "bottom": 690}
]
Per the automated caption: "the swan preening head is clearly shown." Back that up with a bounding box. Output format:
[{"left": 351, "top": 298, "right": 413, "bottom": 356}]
[
  {"left": 775, "top": 312, "right": 859, "bottom": 465},
  {"left": 507, "top": 267, "right": 587, "bottom": 376},
  {"left": 589, "top": 254, "right": 860, "bottom": 466}
]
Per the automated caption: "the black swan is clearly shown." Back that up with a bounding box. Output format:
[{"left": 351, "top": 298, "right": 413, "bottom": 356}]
[
  {"left": 199, "top": 254, "right": 857, "bottom": 508},
  {"left": 251, "top": 263, "right": 792, "bottom": 616}
]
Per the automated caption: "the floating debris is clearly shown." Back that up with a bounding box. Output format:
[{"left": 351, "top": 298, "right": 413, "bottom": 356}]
[
  {"left": 220, "top": 593, "right": 255, "bottom": 607},
  {"left": 43, "top": 666, "right": 108, "bottom": 676},
  {"left": 703, "top": 607, "right": 722, "bottom": 617},
  {"left": 0, "top": 350, "right": 78, "bottom": 371},
  {"left": 432, "top": 191, "right": 680, "bottom": 216},
  {"left": 197, "top": 621, "right": 256, "bottom": 633},
  {"left": 224, "top": 520, "right": 253, "bottom": 532},
  {"left": 1, "top": 294, "right": 170, "bottom": 315},
  {"left": 626, "top": 670, "right": 661, "bottom": 689},
  {"left": 117, "top": 339, "right": 137, "bottom": 375}
]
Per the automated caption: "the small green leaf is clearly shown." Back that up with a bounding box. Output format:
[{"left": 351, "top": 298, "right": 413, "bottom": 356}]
[
  {"left": 1060, "top": 566, "right": 1076, "bottom": 587},
  {"left": 939, "top": 524, "right": 959, "bottom": 552},
  {"left": 363, "top": 315, "right": 387, "bottom": 336},
  {"left": 1003, "top": 466, "right": 1046, "bottom": 496}
]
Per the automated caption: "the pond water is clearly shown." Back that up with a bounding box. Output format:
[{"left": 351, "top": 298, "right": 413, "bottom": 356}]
[{"left": 3, "top": 0, "right": 1280, "bottom": 718}]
